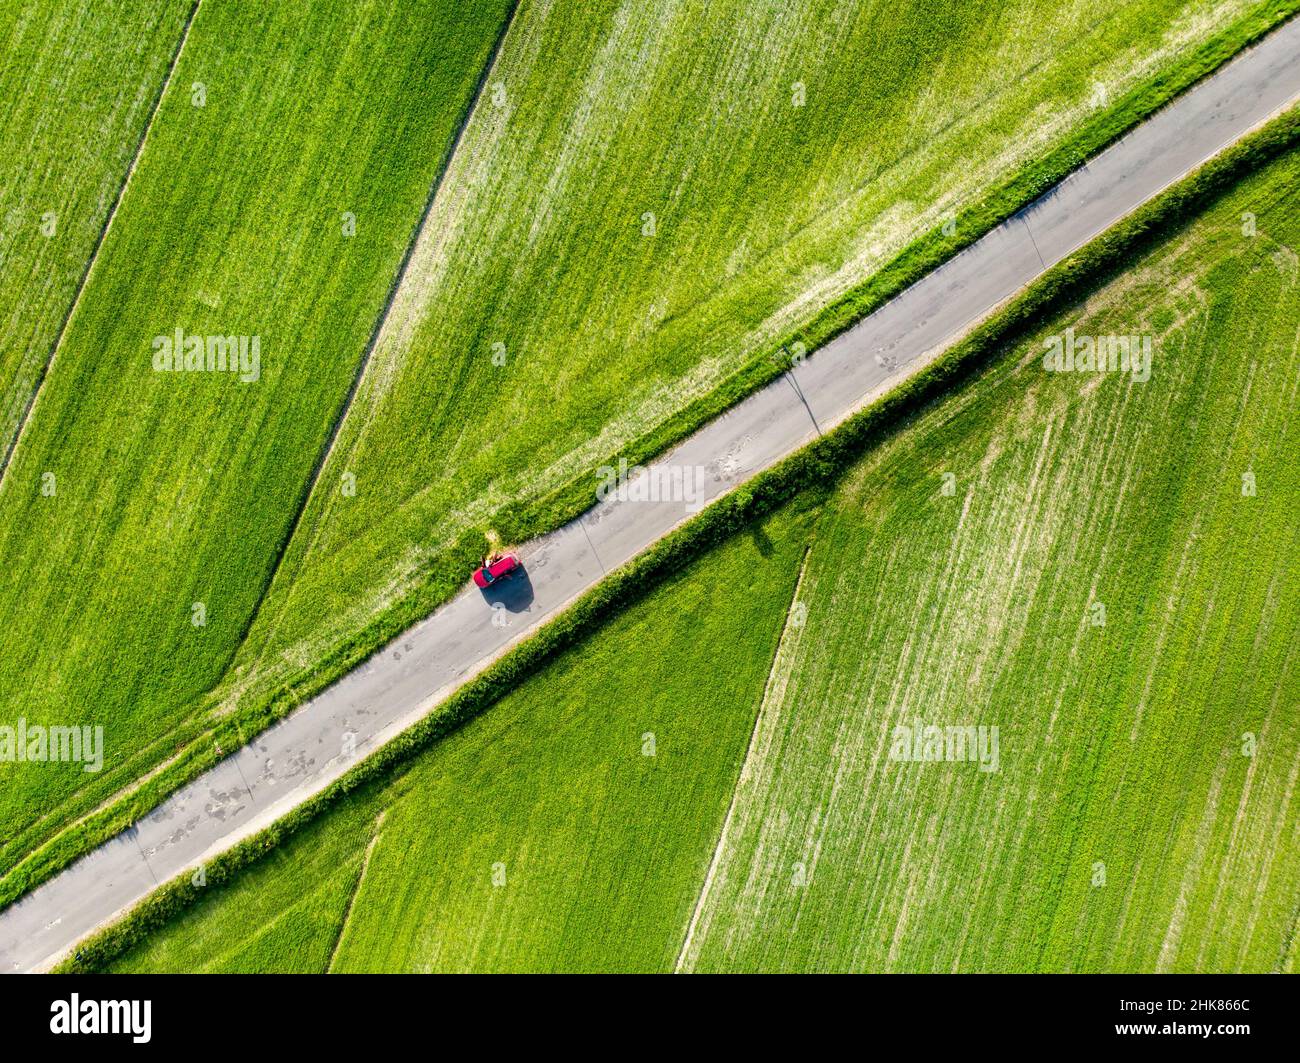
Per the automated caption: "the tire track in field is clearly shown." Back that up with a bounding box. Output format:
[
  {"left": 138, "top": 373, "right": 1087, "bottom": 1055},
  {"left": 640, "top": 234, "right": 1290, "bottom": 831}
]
[
  {"left": 0, "top": 0, "right": 203, "bottom": 489},
  {"left": 207, "top": 0, "right": 524, "bottom": 697}
]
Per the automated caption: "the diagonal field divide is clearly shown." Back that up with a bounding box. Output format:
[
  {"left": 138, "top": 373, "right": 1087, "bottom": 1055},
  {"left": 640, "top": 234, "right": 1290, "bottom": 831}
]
[
  {"left": 0, "top": 0, "right": 203, "bottom": 488},
  {"left": 208, "top": 0, "right": 524, "bottom": 689},
  {"left": 1, "top": 17, "right": 1299, "bottom": 973},
  {"left": 674, "top": 545, "right": 814, "bottom": 972}
]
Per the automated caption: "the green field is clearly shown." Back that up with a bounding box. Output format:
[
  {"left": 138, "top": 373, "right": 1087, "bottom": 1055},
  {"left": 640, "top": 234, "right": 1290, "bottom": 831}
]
[
  {"left": 97, "top": 138, "right": 1300, "bottom": 972},
  {"left": 104, "top": 504, "right": 814, "bottom": 972},
  {"left": 0, "top": 0, "right": 191, "bottom": 456},
  {"left": 680, "top": 143, "right": 1300, "bottom": 973},
  {"left": 217, "top": 0, "right": 1273, "bottom": 739},
  {"left": 0, "top": 0, "right": 514, "bottom": 878},
  {"left": 1, "top": 0, "right": 1275, "bottom": 902}
]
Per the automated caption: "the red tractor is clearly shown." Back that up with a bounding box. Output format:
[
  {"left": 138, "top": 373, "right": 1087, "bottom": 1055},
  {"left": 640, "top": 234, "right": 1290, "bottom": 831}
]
[{"left": 473, "top": 552, "right": 520, "bottom": 589}]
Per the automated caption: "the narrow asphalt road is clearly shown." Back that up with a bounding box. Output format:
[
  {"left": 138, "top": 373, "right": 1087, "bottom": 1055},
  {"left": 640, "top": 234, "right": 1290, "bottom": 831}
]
[{"left": 3, "top": 17, "right": 1299, "bottom": 972}]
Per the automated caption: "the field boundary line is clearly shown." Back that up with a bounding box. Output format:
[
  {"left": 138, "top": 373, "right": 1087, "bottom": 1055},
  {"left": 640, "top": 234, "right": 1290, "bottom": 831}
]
[
  {"left": 325, "top": 810, "right": 387, "bottom": 973},
  {"left": 673, "top": 545, "right": 813, "bottom": 973},
  {"left": 0, "top": 0, "right": 203, "bottom": 489},
  {"left": 207, "top": 0, "right": 523, "bottom": 693}
]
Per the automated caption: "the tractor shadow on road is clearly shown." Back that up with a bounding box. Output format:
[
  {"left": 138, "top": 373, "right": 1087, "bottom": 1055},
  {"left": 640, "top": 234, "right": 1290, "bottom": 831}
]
[{"left": 478, "top": 566, "right": 535, "bottom": 613}]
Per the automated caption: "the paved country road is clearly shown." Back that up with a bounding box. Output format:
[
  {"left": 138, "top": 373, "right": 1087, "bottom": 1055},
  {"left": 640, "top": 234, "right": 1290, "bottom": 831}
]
[{"left": 4, "top": 17, "right": 1299, "bottom": 973}]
